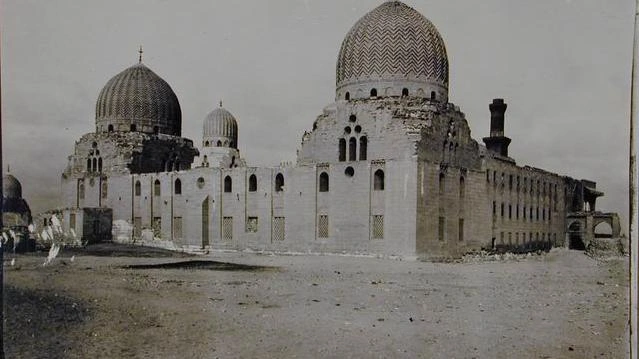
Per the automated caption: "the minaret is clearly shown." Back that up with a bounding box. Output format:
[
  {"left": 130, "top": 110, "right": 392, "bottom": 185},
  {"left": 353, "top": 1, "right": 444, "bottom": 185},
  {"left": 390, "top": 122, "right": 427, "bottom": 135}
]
[{"left": 482, "top": 98, "right": 512, "bottom": 157}]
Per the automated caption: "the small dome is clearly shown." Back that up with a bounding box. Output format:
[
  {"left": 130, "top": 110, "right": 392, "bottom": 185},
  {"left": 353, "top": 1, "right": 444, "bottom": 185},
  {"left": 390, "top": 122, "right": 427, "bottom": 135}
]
[
  {"left": 3, "top": 174, "right": 22, "bottom": 199},
  {"left": 95, "top": 62, "right": 182, "bottom": 136},
  {"left": 203, "top": 103, "right": 238, "bottom": 149},
  {"left": 336, "top": 1, "right": 449, "bottom": 101}
]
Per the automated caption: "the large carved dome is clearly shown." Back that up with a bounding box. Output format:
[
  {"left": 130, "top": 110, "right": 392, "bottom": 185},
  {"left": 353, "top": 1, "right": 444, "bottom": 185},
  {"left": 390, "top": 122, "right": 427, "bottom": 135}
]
[
  {"left": 95, "top": 62, "right": 182, "bottom": 136},
  {"left": 336, "top": 1, "right": 449, "bottom": 102}
]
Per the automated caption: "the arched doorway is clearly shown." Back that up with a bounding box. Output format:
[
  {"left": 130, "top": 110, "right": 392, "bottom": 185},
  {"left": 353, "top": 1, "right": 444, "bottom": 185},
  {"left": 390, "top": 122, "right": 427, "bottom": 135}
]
[{"left": 568, "top": 221, "right": 585, "bottom": 250}]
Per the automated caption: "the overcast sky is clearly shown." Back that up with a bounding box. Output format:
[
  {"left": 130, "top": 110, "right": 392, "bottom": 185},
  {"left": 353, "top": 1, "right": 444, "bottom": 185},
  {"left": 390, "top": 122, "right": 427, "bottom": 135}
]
[{"left": 1, "top": 0, "right": 634, "bottom": 231}]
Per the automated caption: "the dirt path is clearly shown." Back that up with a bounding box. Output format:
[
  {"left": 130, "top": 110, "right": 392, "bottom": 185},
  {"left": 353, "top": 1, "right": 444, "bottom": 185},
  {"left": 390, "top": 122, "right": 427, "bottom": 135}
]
[{"left": 3, "top": 245, "right": 629, "bottom": 358}]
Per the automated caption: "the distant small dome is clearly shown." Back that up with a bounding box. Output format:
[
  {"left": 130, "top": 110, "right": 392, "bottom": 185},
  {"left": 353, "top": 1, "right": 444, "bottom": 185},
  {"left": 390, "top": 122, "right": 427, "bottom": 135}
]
[
  {"left": 203, "top": 103, "right": 238, "bottom": 149},
  {"left": 3, "top": 174, "right": 22, "bottom": 199},
  {"left": 336, "top": 1, "right": 449, "bottom": 101},
  {"left": 95, "top": 62, "right": 182, "bottom": 136}
]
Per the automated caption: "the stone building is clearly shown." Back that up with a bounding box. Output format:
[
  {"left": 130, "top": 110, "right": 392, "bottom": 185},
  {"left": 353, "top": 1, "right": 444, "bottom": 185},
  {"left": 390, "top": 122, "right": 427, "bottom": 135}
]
[{"left": 59, "top": 1, "right": 620, "bottom": 259}]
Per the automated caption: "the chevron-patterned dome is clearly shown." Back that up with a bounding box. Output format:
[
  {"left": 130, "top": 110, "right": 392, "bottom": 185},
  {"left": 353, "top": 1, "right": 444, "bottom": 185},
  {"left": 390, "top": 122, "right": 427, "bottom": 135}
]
[
  {"left": 203, "top": 104, "right": 238, "bottom": 149},
  {"left": 336, "top": 1, "right": 449, "bottom": 101},
  {"left": 3, "top": 174, "right": 22, "bottom": 199},
  {"left": 95, "top": 63, "right": 182, "bottom": 136}
]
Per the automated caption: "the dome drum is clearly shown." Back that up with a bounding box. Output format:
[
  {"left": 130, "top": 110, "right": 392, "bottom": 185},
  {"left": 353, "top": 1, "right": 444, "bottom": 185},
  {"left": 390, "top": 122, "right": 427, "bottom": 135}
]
[{"left": 336, "top": 77, "right": 448, "bottom": 102}]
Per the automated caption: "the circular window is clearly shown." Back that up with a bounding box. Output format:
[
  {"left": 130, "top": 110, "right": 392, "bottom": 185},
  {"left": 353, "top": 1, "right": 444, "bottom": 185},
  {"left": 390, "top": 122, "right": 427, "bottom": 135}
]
[
  {"left": 197, "top": 177, "right": 205, "bottom": 188},
  {"left": 344, "top": 126, "right": 351, "bottom": 134},
  {"left": 345, "top": 166, "right": 354, "bottom": 177},
  {"left": 354, "top": 125, "right": 362, "bottom": 133},
  {"left": 349, "top": 115, "right": 357, "bottom": 122}
]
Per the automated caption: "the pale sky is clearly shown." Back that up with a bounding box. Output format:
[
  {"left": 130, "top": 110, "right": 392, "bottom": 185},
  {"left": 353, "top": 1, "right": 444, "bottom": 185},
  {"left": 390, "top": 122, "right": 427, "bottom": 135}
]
[{"left": 1, "top": 0, "right": 634, "bottom": 231}]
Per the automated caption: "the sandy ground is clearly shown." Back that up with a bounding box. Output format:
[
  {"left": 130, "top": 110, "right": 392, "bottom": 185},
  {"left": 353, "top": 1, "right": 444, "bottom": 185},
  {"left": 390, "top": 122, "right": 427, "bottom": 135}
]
[{"left": 2, "top": 244, "right": 630, "bottom": 359}]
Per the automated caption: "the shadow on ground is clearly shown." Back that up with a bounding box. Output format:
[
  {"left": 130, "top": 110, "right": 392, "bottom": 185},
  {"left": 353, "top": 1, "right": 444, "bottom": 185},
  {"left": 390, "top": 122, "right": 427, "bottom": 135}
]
[{"left": 121, "top": 260, "right": 278, "bottom": 271}]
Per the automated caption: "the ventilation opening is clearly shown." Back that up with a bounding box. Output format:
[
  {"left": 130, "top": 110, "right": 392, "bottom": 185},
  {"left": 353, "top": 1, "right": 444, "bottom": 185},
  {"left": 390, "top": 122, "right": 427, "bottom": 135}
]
[
  {"left": 130, "top": 124, "right": 137, "bottom": 132},
  {"left": 430, "top": 91, "right": 436, "bottom": 101},
  {"left": 402, "top": 88, "right": 409, "bottom": 97},
  {"left": 370, "top": 88, "right": 377, "bottom": 97},
  {"left": 108, "top": 125, "right": 114, "bottom": 132},
  {"left": 345, "top": 166, "right": 354, "bottom": 177}
]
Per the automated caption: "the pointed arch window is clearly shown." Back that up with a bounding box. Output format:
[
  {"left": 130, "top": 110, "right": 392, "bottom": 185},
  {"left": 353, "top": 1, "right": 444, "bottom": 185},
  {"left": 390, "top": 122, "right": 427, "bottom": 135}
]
[
  {"left": 154, "top": 179, "right": 161, "bottom": 196},
  {"left": 87, "top": 158, "right": 92, "bottom": 172},
  {"left": 345, "top": 92, "right": 350, "bottom": 101},
  {"left": 338, "top": 139, "right": 346, "bottom": 162},
  {"left": 319, "top": 172, "right": 329, "bottom": 192},
  {"left": 224, "top": 176, "right": 232, "bottom": 193},
  {"left": 174, "top": 178, "right": 182, "bottom": 195},
  {"left": 275, "top": 173, "right": 284, "bottom": 192},
  {"left": 98, "top": 158, "right": 103, "bottom": 172},
  {"left": 248, "top": 174, "right": 257, "bottom": 192},
  {"left": 134, "top": 181, "right": 141, "bottom": 196},
  {"left": 359, "top": 136, "right": 367, "bottom": 161},
  {"left": 374, "top": 169, "right": 385, "bottom": 191},
  {"left": 349, "top": 137, "right": 357, "bottom": 161}
]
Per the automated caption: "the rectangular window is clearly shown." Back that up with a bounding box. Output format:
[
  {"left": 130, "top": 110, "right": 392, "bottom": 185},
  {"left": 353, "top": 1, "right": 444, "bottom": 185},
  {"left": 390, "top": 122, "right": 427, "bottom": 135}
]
[
  {"left": 152, "top": 217, "right": 161, "bottom": 237},
  {"left": 134, "top": 217, "right": 142, "bottom": 237},
  {"left": 458, "top": 218, "right": 464, "bottom": 242},
  {"left": 246, "top": 216, "right": 258, "bottom": 233},
  {"left": 438, "top": 216, "right": 445, "bottom": 241},
  {"left": 508, "top": 204, "right": 512, "bottom": 219},
  {"left": 516, "top": 204, "right": 519, "bottom": 219},
  {"left": 318, "top": 215, "right": 329, "bottom": 238},
  {"left": 372, "top": 215, "right": 384, "bottom": 239},
  {"left": 273, "top": 216, "right": 285, "bottom": 241},
  {"left": 492, "top": 201, "right": 496, "bottom": 216},
  {"left": 500, "top": 203, "right": 504, "bottom": 217},
  {"left": 222, "top": 216, "right": 233, "bottom": 240},
  {"left": 173, "top": 216, "right": 183, "bottom": 240}
]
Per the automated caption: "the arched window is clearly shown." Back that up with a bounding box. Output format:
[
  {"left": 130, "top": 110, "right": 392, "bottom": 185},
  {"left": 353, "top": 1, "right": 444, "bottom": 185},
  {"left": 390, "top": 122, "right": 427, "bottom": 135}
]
[
  {"left": 92, "top": 158, "right": 97, "bottom": 172},
  {"left": 98, "top": 157, "right": 103, "bottom": 172},
  {"left": 108, "top": 124, "right": 114, "bottom": 132},
  {"left": 370, "top": 88, "right": 377, "bottom": 97},
  {"left": 174, "top": 178, "right": 182, "bottom": 195},
  {"left": 349, "top": 137, "right": 357, "bottom": 161},
  {"left": 130, "top": 124, "right": 137, "bottom": 132},
  {"left": 439, "top": 173, "right": 445, "bottom": 194},
  {"left": 79, "top": 181, "right": 85, "bottom": 199},
  {"left": 359, "top": 136, "right": 367, "bottom": 161},
  {"left": 319, "top": 172, "right": 329, "bottom": 192},
  {"left": 338, "top": 139, "right": 346, "bottom": 162},
  {"left": 224, "top": 176, "right": 232, "bottom": 193},
  {"left": 154, "top": 179, "right": 161, "bottom": 196},
  {"left": 459, "top": 177, "right": 465, "bottom": 198},
  {"left": 374, "top": 169, "right": 384, "bottom": 191},
  {"left": 430, "top": 91, "right": 436, "bottom": 101},
  {"left": 217, "top": 140, "right": 222, "bottom": 147},
  {"left": 87, "top": 158, "right": 92, "bottom": 172},
  {"left": 345, "top": 92, "right": 350, "bottom": 101},
  {"left": 204, "top": 141, "right": 210, "bottom": 147},
  {"left": 134, "top": 181, "right": 141, "bottom": 196},
  {"left": 248, "top": 174, "right": 257, "bottom": 192},
  {"left": 402, "top": 88, "right": 409, "bottom": 97},
  {"left": 275, "top": 173, "right": 284, "bottom": 192}
]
